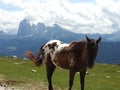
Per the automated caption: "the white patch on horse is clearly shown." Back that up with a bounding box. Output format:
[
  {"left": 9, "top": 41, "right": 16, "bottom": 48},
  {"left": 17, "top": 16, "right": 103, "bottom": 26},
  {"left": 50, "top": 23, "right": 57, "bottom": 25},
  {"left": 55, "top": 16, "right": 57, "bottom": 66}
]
[
  {"left": 52, "top": 57, "right": 59, "bottom": 67},
  {"left": 51, "top": 43, "right": 69, "bottom": 63},
  {"left": 56, "top": 43, "right": 69, "bottom": 52},
  {"left": 69, "top": 58, "right": 74, "bottom": 67},
  {"left": 42, "top": 40, "right": 70, "bottom": 67},
  {"left": 43, "top": 45, "right": 50, "bottom": 60},
  {"left": 43, "top": 40, "right": 61, "bottom": 57},
  {"left": 44, "top": 40, "right": 62, "bottom": 47},
  {"left": 40, "top": 54, "right": 43, "bottom": 59}
]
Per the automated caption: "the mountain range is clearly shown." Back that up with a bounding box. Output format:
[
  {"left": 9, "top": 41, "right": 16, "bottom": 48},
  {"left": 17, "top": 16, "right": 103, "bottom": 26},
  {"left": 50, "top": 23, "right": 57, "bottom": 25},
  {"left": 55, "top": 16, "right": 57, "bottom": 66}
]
[{"left": 0, "top": 19, "right": 120, "bottom": 64}]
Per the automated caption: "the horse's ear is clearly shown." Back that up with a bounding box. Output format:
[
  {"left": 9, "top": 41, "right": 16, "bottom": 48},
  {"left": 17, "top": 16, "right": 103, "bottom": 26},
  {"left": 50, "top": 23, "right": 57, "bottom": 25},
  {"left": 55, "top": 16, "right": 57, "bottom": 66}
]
[
  {"left": 97, "top": 37, "right": 101, "bottom": 43},
  {"left": 86, "top": 35, "right": 90, "bottom": 42}
]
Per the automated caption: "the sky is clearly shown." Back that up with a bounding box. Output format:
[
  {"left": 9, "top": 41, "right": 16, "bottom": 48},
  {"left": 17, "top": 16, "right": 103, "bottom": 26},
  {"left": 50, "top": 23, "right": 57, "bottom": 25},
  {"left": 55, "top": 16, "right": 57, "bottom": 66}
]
[{"left": 0, "top": 0, "right": 120, "bottom": 34}]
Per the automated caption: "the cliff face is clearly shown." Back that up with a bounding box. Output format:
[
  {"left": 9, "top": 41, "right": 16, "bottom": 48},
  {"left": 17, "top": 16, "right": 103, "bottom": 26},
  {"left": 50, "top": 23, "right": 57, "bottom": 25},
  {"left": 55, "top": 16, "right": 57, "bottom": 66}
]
[{"left": 17, "top": 19, "right": 31, "bottom": 37}]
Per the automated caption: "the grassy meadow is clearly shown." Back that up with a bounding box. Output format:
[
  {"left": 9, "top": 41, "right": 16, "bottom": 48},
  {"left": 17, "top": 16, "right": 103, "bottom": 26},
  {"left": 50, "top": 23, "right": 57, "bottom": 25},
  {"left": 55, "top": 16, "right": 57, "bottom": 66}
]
[{"left": 0, "top": 56, "right": 120, "bottom": 90}]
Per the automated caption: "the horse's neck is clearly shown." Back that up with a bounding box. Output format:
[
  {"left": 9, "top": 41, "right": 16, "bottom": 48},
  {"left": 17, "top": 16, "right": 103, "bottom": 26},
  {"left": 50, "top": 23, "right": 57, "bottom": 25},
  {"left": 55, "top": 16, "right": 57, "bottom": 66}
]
[
  {"left": 70, "top": 41, "right": 88, "bottom": 59},
  {"left": 81, "top": 44, "right": 88, "bottom": 61}
]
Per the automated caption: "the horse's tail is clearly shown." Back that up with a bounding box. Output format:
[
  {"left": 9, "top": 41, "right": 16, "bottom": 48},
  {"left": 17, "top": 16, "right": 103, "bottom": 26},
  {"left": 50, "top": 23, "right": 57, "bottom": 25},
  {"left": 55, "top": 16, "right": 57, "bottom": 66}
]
[{"left": 24, "top": 51, "right": 43, "bottom": 66}]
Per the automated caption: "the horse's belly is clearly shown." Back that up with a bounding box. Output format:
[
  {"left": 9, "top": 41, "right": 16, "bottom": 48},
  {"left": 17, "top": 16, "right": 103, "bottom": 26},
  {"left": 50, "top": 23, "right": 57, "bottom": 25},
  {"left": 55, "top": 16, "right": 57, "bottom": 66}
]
[
  {"left": 52, "top": 54, "right": 75, "bottom": 69},
  {"left": 52, "top": 57, "right": 70, "bottom": 69}
]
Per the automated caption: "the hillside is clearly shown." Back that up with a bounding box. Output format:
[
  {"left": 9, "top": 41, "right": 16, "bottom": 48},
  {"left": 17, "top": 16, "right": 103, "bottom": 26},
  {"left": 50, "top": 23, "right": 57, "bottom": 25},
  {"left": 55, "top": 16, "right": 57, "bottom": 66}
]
[
  {"left": 97, "top": 42, "right": 120, "bottom": 64},
  {"left": 0, "top": 57, "right": 120, "bottom": 90}
]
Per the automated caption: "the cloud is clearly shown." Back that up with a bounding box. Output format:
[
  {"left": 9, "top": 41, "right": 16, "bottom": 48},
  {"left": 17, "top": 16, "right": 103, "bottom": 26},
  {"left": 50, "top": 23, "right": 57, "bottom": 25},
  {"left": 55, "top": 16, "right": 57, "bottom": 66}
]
[{"left": 0, "top": 0, "right": 120, "bottom": 34}]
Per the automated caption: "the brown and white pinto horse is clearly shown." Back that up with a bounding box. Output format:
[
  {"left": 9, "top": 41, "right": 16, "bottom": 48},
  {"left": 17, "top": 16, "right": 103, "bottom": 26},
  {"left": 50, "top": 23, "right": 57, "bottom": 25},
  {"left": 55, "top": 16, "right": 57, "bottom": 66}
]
[{"left": 25, "top": 36, "right": 101, "bottom": 90}]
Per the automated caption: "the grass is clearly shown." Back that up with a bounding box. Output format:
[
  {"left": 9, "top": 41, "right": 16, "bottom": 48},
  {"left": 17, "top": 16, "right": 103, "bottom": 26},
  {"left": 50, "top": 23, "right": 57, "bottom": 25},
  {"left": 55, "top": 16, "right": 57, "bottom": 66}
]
[{"left": 0, "top": 56, "right": 120, "bottom": 90}]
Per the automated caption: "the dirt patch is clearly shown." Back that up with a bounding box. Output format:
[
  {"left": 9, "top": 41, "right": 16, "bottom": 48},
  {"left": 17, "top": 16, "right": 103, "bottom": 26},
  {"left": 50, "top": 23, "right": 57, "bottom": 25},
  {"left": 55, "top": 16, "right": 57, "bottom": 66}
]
[
  {"left": 0, "top": 79, "right": 25, "bottom": 90},
  {"left": 0, "top": 81, "right": 47, "bottom": 90},
  {"left": 23, "top": 82, "right": 48, "bottom": 90},
  {"left": 0, "top": 75, "right": 62, "bottom": 90},
  {"left": 5, "top": 80, "right": 24, "bottom": 86},
  {"left": 0, "top": 80, "right": 62, "bottom": 90}
]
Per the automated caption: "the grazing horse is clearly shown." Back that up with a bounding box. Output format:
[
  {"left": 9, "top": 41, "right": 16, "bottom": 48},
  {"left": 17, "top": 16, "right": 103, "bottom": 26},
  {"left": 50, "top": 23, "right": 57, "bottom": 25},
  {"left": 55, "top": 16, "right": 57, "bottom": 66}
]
[{"left": 25, "top": 36, "right": 101, "bottom": 90}]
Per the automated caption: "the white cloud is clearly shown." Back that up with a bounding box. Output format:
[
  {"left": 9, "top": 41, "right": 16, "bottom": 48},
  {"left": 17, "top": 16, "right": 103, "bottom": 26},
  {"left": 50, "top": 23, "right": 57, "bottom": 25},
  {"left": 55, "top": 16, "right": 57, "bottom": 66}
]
[{"left": 0, "top": 0, "right": 120, "bottom": 34}]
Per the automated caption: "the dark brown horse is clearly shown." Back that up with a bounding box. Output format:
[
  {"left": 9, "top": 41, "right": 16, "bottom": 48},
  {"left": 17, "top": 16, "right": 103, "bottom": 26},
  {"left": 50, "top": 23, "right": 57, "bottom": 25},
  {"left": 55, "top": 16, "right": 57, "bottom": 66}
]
[{"left": 25, "top": 36, "right": 101, "bottom": 90}]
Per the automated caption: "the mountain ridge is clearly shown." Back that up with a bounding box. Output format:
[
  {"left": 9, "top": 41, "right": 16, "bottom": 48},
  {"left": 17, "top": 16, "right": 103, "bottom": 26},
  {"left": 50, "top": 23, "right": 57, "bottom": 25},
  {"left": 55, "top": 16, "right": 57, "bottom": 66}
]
[{"left": 0, "top": 19, "right": 120, "bottom": 64}]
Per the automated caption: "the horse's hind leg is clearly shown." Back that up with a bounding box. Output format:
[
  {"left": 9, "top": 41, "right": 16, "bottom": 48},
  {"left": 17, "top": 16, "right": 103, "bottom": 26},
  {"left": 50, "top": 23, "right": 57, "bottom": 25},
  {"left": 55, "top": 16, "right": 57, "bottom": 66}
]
[{"left": 46, "top": 62, "right": 56, "bottom": 90}]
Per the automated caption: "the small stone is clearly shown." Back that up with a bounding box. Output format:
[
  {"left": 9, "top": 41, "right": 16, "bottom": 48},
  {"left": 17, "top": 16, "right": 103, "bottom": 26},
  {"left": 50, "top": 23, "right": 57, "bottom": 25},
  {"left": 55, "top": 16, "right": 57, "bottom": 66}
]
[{"left": 106, "top": 76, "right": 111, "bottom": 79}]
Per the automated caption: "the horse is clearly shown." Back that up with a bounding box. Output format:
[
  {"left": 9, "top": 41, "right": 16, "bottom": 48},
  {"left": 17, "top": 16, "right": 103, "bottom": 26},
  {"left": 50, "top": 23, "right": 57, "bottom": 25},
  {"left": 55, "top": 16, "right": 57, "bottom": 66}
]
[{"left": 24, "top": 36, "right": 101, "bottom": 90}]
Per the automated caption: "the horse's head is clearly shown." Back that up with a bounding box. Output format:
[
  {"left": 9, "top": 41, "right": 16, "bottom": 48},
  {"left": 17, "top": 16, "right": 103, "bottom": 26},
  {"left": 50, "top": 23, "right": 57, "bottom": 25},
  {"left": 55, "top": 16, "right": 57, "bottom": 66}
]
[{"left": 86, "top": 35, "right": 101, "bottom": 68}]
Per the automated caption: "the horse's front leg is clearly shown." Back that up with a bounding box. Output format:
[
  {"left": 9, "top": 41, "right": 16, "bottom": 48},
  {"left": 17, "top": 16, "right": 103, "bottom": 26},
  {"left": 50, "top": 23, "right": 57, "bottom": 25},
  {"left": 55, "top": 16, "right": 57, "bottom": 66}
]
[
  {"left": 69, "top": 69, "right": 76, "bottom": 90},
  {"left": 80, "top": 69, "right": 86, "bottom": 90},
  {"left": 46, "top": 62, "right": 56, "bottom": 90}
]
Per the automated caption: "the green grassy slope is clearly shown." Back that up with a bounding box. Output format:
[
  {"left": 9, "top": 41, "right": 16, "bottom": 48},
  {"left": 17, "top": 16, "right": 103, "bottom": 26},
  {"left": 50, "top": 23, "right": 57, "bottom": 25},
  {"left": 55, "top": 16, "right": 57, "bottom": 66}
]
[{"left": 0, "top": 56, "right": 120, "bottom": 90}]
